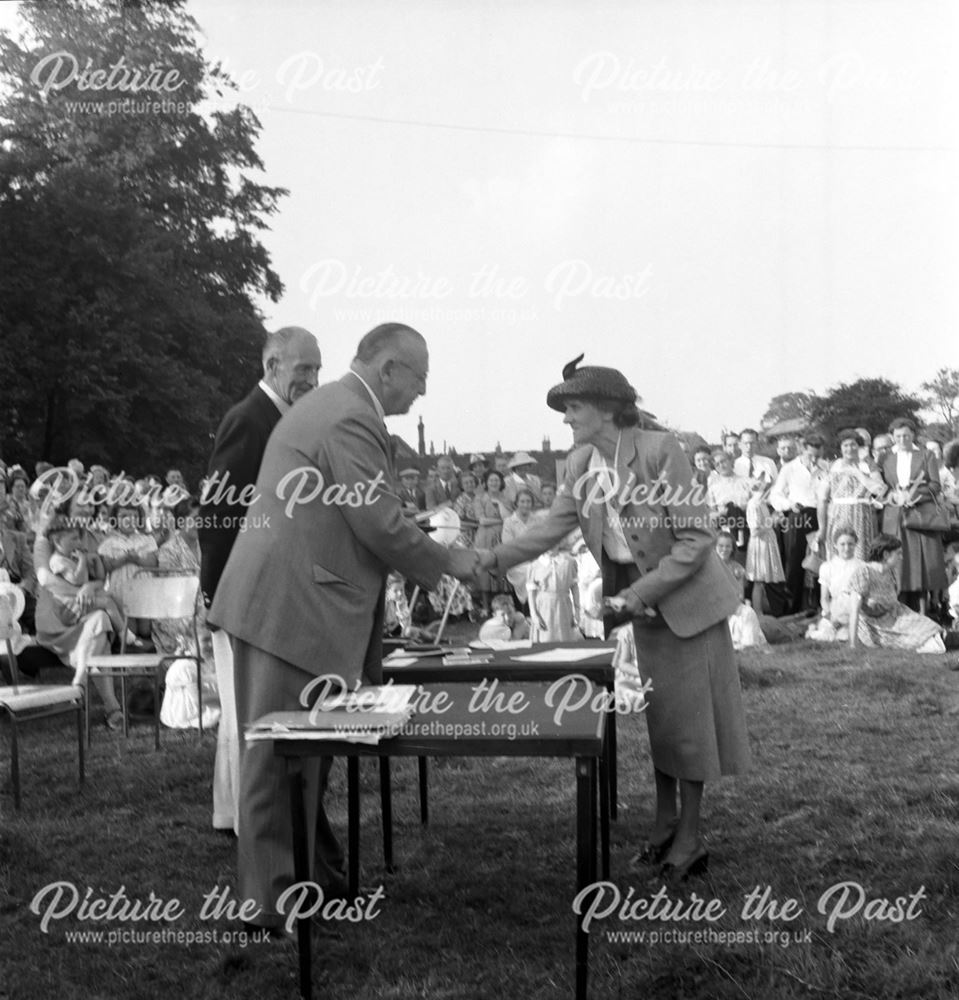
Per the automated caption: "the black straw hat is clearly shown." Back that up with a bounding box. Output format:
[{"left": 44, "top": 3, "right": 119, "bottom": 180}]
[{"left": 546, "top": 354, "right": 637, "bottom": 413}]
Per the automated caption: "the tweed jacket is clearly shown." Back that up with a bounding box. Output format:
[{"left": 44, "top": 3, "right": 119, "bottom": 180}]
[{"left": 208, "top": 374, "right": 450, "bottom": 684}]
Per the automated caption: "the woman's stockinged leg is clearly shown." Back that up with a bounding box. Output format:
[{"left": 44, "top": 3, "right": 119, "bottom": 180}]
[
  {"left": 663, "top": 777, "right": 704, "bottom": 865},
  {"left": 651, "top": 767, "right": 678, "bottom": 840}
]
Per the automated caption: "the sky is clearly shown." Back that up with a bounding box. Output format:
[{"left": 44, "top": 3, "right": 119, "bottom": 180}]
[{"left": 4, "top": 1, "right": 958, "bottom": 454}]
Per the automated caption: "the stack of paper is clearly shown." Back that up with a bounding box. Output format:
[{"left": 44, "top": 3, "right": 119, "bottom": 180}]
[{"left": 246, "top": 684, "right": 418, "bottom": 744}]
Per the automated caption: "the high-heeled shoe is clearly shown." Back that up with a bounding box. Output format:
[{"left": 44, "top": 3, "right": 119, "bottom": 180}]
[
  {"left": 629, "top": 820, "right": 679, "bottom": 868},
  {"left": 660, "top": 843, "right": 709, "bottom": 883}
]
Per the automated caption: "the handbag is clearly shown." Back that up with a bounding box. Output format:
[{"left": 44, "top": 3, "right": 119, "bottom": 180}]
[{"left": 902, "top": 499, "right": 949, "bottom": 534}]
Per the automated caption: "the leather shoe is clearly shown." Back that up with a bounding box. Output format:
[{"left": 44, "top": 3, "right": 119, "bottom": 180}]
[
  {"left": 660, "top": 843, "right": 709, "bottom": 884},
  {"left": 629, "top": 820, "right": 678, "bottom": 868}
]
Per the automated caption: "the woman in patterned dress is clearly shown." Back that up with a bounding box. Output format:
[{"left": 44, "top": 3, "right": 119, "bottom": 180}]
[
  {"left": 817, "top": 431, "right": 885, "bottom": 561},
  {"left": 848, "top": 535, "right": 945, "bottom": 652}
]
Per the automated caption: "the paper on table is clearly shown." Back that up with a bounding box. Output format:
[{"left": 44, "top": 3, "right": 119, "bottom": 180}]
[
  {"left": 381, "top": 655, "right": 416, "bottom": 667},
  {"left": 470, "top": 639, "right": 533, "bottom": 650},
  {"left": 510, "top": 648, "right": 607, "bottom": 663},
  {"left": 246, "top": 727, "right": 383, "bottom": 744}
]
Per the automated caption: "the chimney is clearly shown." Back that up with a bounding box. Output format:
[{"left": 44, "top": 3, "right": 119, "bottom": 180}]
[{"left": 417, "top": 416, "right": 425, "bottom": 457}]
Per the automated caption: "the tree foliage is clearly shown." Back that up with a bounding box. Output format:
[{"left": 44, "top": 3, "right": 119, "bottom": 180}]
[
  {"left": 0, "top": 0, "right": 286, "bottom": 481},
  {"left": 807, "top": 378, "right": 922, "bottom": 443},
  {"left": 760, "top": 391, "right": 815, "bottom": 430},
  {"left": 919, "top": 367, "right": 959, "bottom": 436}
]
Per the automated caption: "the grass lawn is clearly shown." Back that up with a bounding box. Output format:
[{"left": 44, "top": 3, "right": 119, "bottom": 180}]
[{"left": 2, "top": 639, "right": 959, "bottom": 1000}]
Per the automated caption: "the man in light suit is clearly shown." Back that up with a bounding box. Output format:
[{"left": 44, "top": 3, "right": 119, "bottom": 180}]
[
  {"left": 199, "top": 326, "right": 322, "bottom": 834},
  {"left": 208, "top": 323, "right": 478, "bottom": 933}
]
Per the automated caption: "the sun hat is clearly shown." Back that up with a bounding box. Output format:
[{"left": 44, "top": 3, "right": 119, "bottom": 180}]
[
  {"left": 507, "top": 452, "right": 536, "bottom": 469},
  {"left": 546, "top": 354, "right": 637, "bottom": 413}
]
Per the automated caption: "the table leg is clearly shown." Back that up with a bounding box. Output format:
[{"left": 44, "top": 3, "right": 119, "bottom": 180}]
[
  {"left": 417, "top": 756, "right": 429, "bottom": 825},
  {"left": 606, "top": 699, "right": 618, "bottom": 820},
  {"left": 348, "top": 757, "right": 360, "bottom": 895},
  {"left": 575, "top": 757, "right": 595, "bottom": 1000},
  {"left": 599, "top": 753, "right": 610, "bottom": 880},
  {"left": 379, "top": 757, "right": 395, "bottom": 873},
  {"left": 288, "top": 761, "right": 312, "bottom": 1000}
]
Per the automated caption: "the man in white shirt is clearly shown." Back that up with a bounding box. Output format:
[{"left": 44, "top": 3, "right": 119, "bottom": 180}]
[
  {"left": 734, "top": 428, "right": 778, "bottom": 485},
  {"left": 768, "top": 433, "right": 827, "bottom": 613}
]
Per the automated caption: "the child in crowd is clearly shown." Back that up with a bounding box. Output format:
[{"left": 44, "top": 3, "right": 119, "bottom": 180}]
[
  {"left": 45, "top": 517, "right": 125, "bottom": 636},
  {"left": 527, "top": 537, "right": 580, "bottom": 642},
  {"left": 477, "top": 594, "right": 530, "bottom": 643},
  {"left": 807, "top": 528, "right": 867, "bottom": 642},
  {"left": 745, "top": 480, "right": 785, "bottom": 614},
  {"left": 384, "top": 572, "right": 412, "bottom": 636},
  {"left": 716, "top": 530, "right": 768, "bottom": 650},
  {"left": 571, "top": 532, "right": 605, "bottom": 639},
  {"left": 946, "top": 547, "right": 959, "bottom": 627}
]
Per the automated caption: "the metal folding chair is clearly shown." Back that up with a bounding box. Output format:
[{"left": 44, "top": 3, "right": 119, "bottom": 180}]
[{"left": 85, "top": 571, "right": 200, "bottom": 749}]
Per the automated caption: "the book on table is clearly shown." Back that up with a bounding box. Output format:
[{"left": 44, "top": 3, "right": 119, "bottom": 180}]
[{"left": 245, "top": 684, "right": 418, "bottom": 744}]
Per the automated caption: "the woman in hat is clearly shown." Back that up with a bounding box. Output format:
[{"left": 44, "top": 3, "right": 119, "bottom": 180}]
[
  {"left": 480, "top": 356, "right": 750, "bottom": 881},
  {"left": 878, "top": 417, "right": 948, "bottom": 615}
]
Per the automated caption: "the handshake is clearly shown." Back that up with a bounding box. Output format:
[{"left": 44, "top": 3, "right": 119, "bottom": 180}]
[{"left": 447, "top": 548, "right": 497, "bottom": 582}]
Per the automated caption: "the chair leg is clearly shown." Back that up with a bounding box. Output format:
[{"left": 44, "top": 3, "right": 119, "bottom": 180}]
[
  {"left": 120, "top": 674, "right": 128, "bottom": 737},
  {"left": 196, "top": 655, "right": 203, "bottom": 739},
  {"left": 153, "top": 669, "right": 161, "bottom": 752},
  {"left": 77, "top": 704, "right": 85, "bottom": 788},
  {"left": 85, "top": 677, "right": 92, "bottom": 747},
  {"left": 10, "top": 716, "right": 21, "bottom": 810}
]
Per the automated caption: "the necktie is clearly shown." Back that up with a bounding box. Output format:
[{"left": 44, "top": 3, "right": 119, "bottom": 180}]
[{"left": 748, "top": 458, "right": 754, "bottom": 478}]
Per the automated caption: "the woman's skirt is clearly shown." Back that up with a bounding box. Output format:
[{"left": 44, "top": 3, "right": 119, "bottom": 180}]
[{"left": 633, "top": 618, "right": 752, "bottom": 781}]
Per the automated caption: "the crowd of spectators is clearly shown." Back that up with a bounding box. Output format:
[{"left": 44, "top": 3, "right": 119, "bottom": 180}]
[{"left": 3, "top": 420, "right": 958, "bottom": 724}]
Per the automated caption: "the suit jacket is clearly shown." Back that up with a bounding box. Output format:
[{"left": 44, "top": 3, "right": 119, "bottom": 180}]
[
  {"left": 880, "top": 448, "right": 942, "bottom": 534},
  {"left": 208, "top": 374, "right": 451, "bottom": 685},
  {"left": 424, "top": 479, "right": 461, "bottom": 509},
  {"left": 199, "top": 385, "right": 282, "bottom": 610},
  {"left": 494, "top": 430, "right": 739, "bottom": 638},
  {"left": 399, "top": 485, "right": 427, "bottom": 511},
  {"left": 0, "top": 528, "right": 36, "bottom": 594}
]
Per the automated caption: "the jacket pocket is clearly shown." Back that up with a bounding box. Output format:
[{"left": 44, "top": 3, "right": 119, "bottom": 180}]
[{"left": 312, "top": 563, "right": 360, "bottom": 589}]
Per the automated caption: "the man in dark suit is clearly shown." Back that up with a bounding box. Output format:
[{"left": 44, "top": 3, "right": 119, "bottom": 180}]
[
  {"left": 424, "top": 454, "right": 461, "bottom": 508},
  {"left": 398, "top": 467, "right": 426, "bottom": 511},
  {"left": 199, "top": 326, "right": 322, "bottom": 834},
  {"left": 209, "top": 323, "right": 478, "bottom": 934}
]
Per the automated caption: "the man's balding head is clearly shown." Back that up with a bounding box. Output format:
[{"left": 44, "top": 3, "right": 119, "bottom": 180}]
[
  {"left": 263, "top": 327, "right": 322, "bottom": 405},
  {"left": 351, "top": 323, "right": 429, "bottom": 416}
]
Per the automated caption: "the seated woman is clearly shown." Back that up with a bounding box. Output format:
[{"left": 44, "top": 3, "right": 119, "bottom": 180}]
[
  {"left": 477, "top": 593, "right": 530, "bottom": 643},
  {"left": 715, "top": 530, "right": 767, "bottom": 650},
  {"left": 806, "top": 528, "right": 867, "bottom": 641},
  {"left": 34, "top": 496, "right": 142, "bottom": 730},
  {"left": 99, "top": 502, "right": 159, "bottom": 642},
  {"left": 847, "top": 535, "right": 946, "bottom": 653}
]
